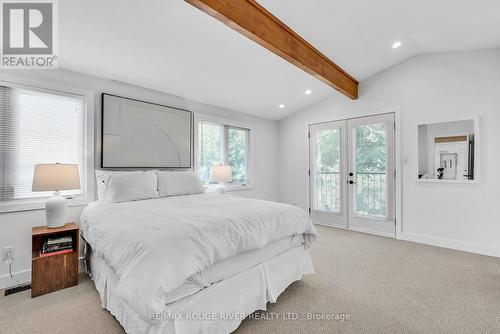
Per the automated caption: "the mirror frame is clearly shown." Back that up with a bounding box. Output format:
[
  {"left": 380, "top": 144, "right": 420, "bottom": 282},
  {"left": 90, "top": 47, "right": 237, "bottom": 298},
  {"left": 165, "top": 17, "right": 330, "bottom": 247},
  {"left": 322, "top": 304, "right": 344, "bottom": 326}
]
[{"left": 416, "top": 117, "right": 480, "bottom": 184}]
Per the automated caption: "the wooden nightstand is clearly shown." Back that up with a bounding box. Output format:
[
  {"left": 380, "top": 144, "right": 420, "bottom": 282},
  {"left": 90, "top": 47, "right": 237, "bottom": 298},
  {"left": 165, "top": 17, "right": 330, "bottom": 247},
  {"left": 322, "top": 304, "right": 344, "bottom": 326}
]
[{"left": 31, "top": 223, "right": 79, "bottom": 297}]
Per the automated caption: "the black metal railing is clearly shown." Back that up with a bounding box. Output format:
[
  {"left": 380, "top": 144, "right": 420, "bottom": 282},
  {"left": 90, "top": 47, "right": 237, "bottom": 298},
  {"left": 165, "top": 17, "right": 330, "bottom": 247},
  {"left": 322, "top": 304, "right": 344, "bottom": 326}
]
[
  {"left": 315, "top": 171, "right": 387, "bottom": 217},
  {"left": 315, "top": 171, "right": 341, "bottom": 212},
  {"left": 356, "top": 172, "right": 387, "bottom": 217}
]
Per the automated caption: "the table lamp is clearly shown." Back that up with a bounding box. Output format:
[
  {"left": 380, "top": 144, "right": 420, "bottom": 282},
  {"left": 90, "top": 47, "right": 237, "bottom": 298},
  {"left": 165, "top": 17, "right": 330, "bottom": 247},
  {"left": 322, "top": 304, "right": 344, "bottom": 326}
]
[
  {"left": 32, "top": 163, "right": 80, "bottom": 228},
  {"left": 210, "top": 165, "right": 232, "bottom": 194}
]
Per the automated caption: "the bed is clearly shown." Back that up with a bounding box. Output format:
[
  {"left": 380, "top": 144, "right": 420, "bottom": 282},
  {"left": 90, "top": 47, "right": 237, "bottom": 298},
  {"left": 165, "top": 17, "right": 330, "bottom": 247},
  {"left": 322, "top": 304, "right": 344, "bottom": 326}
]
[{"left": 80, "top": 171, "right": 317, "bottom": 334}]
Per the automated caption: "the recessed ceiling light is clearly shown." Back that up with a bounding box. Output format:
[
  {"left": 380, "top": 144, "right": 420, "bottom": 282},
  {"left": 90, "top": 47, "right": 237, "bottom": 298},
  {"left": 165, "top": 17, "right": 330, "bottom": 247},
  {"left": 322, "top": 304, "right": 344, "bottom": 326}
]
[
  {"left": 392, "top": 41, "right": 402, "bottom": 49},
  {"left": 305, "top": 89, "right": 312, "bottom": 95},
  {"left": 279, "top": 104, "right": 286, "bottom": 109}
]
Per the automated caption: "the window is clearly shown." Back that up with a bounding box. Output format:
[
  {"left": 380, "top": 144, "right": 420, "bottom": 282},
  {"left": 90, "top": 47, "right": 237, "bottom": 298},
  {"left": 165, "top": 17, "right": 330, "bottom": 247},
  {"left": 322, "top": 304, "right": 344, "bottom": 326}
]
[
  {"left": 197, "top": 119, "right": 251, "bottom": 187},
  {"left": 0, "top": 84, "right": 87, "bottom": 206}
]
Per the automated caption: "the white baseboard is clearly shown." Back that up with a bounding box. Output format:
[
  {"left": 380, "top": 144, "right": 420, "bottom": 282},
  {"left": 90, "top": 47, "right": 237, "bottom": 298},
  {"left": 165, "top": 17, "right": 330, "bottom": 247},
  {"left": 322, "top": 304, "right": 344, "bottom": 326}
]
[
  {"left": 313, "top": 221, "right": 394, "bottom": 239},
  {"left": 0, "top": 269, "right": 31, "bottom": 290},
  {"left": 0, "top": 257, "right": 86, "bottom": 290},
  {"left": 400, "top": 232, "right": 500, "bottom": 258},
  {"left": 315, "top": 222, "right": 500, "bottom": 259},
  {"left": 313, "top": 221, "right": 347, "bottom": 229},
  {"left": 348, "top": 226, "right": 395, "bottom": 239}
]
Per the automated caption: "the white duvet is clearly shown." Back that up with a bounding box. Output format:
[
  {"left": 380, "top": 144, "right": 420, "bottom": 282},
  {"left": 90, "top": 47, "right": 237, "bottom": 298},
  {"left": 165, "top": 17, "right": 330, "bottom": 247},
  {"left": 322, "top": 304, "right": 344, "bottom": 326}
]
[{"left": 80, "top": 193, "right": 316, "bottom": 320}]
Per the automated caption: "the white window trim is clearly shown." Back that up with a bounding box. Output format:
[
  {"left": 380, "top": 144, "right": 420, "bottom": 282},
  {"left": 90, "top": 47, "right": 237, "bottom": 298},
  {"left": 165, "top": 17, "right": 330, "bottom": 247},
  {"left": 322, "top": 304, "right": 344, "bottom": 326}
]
[
  {"left": 0, "top": 79, "right": 95, "bottom": 213},
  {"left": 194, "top": 113, "right": 254, "bottom": 192}
]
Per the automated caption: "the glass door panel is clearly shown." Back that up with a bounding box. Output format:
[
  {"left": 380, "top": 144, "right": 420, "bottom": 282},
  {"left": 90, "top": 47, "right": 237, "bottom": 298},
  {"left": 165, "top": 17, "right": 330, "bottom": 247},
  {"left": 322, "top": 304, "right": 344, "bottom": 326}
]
[
  {"left": 354, "top": 123, "right": 388, "bottom": 219},
  {"left": 314, "top": 128, "right": 341, "bottom": 213},
  {"left": 309, "top": 121, "right": 347, "bottom": 228}
]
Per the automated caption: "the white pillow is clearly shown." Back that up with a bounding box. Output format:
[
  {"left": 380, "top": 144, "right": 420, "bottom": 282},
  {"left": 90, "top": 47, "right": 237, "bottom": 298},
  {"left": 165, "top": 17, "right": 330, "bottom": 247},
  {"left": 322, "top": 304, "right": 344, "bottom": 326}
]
[
  {"left": 95, "top": 170, "right": 127, "bottom": 200},
  {"left": 156, "top": 170, "right": 205, "bottom": 197},
  {"left": 95, "top": 170, "right": 159, "bottom": 202}
]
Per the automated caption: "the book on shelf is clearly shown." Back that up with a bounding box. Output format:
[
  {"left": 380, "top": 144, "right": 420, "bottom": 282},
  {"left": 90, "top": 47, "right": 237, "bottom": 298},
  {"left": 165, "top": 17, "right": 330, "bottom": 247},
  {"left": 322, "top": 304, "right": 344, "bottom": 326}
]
[
  {"left": 41, "top": 246, "right": 72, "bottom": 254},
  {"left": 47, "top": 236, "right": 72, "bottom": 245},
  {"left": 42, "top": 241, "right": 72, "bottom": 251},
  {"left": 41, "top": 235, "right": 73, "bottom": 255},
  {"left": 42, "top": 241, "right": 72, "bottom": 248}
]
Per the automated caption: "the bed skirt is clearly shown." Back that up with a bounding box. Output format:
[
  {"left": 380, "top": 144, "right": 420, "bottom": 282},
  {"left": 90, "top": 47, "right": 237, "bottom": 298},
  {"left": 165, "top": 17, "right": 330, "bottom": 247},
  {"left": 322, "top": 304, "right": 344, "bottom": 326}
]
[{"left": 90, "top": 246, "right": 314, "bottom": 334}]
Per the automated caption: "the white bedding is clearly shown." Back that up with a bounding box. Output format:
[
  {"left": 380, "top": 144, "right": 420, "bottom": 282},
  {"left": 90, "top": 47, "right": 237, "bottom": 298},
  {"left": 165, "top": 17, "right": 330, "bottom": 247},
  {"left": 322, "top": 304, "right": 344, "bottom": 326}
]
[
  {"left": 80, "top": 194, "right": 316, "bottom": 320},
  {"left": 164, "top": 234, "right": 304, "bottom": 304},
  {"left": 90, "top": 245, "right": 314, "bottom": 334}
]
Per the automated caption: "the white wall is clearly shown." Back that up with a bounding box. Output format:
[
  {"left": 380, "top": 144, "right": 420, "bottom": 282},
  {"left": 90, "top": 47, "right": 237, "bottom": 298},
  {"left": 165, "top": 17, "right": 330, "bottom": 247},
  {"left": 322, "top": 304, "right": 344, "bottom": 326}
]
[
  {"left": 0, "top": 69, "right": 278, "bottom": 288},
  {"left": 278, "top": 49, "right": 500, "bottom": 257}
]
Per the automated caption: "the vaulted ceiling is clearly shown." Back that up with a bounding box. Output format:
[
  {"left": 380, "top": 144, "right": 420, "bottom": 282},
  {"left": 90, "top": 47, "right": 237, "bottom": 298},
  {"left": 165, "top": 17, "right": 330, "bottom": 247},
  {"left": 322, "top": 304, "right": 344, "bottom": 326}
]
[{"left": 59, "top": 0, "right": 500, "bottom": 120}]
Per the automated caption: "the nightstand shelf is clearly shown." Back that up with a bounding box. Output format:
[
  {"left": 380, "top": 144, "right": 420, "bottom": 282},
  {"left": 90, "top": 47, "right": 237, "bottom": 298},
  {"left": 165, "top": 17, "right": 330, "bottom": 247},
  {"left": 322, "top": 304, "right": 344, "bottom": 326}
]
[{"left": 31, "top": 223, "right": 79, "bottom": 297}]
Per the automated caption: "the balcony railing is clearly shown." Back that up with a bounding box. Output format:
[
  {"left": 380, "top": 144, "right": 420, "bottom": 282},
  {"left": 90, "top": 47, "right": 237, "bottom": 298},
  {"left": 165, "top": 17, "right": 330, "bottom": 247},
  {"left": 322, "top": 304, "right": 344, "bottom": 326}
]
[
  {"left": 355, "top": 172, "right": 387, "bottom": 218},
  {"left": 315, "top": 171, "right": 341, "bottom": 213},
  {"left": 315, "top": 171, "right": 387, "bottom": 218}
]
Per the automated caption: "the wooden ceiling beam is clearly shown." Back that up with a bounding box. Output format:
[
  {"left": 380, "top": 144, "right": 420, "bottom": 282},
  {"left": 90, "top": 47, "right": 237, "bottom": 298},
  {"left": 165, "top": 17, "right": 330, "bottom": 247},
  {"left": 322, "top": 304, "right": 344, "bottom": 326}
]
[{"left": 185, "top": 0, "right": 359, "bottom": 99}]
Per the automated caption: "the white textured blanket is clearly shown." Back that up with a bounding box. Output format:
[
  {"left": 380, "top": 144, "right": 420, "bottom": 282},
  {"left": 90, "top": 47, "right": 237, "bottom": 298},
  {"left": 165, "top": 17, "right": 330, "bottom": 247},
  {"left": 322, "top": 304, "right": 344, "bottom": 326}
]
[{"left": 80, "top": 194, "right": 316, "bottom": 319}]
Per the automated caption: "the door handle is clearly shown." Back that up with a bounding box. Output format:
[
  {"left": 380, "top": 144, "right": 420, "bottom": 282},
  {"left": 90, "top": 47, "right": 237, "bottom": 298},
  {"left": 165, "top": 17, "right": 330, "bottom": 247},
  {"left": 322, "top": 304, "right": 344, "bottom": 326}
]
[{"left": 348, "top": 180, "right": 356, "bottom": 184}]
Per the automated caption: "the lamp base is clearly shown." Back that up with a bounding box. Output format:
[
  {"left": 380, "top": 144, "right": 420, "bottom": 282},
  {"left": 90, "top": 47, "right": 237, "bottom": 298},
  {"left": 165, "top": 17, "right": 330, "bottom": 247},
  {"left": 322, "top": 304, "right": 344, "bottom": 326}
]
[
  {"left": 215, "top": 184, "right": 226, "bottom": 194},
  {"left": 46, "top": 191, "right": 68, "bottom": 228}
]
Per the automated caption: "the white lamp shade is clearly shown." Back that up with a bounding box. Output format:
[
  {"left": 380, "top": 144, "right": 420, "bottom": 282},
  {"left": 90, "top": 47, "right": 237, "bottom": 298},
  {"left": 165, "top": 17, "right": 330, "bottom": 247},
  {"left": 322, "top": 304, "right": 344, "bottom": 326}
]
[
  {"left": 211, "top": 165, "right": 232, "bottom": 183},
  {"left": 32, "top": 163, "right": 80, "bottom": 191}
]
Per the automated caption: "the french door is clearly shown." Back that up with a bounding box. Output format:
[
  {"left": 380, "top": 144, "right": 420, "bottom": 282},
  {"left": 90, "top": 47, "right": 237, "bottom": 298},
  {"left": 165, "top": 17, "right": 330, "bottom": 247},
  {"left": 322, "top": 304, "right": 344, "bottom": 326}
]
[{"left": 309, "top": 113, "right": 396, "bottom": 237}]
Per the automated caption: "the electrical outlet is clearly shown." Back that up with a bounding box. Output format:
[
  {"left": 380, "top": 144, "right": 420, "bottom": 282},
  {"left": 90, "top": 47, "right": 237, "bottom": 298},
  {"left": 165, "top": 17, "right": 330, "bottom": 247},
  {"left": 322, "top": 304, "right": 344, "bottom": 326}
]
[{"left": 2, "top": 246, "right": 14, "bottom": 262}]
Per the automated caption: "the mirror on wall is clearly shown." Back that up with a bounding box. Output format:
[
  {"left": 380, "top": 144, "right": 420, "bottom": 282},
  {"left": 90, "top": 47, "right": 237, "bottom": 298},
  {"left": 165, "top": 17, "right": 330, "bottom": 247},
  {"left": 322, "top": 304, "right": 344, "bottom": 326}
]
[{"left": 417, "top": 119, "right": 476, "bottom": 182}]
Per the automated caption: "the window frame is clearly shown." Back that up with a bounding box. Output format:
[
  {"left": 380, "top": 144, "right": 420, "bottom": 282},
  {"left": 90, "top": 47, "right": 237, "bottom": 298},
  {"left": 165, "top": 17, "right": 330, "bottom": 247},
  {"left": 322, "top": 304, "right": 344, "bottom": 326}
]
[
  {"left": 194, "top": 113, "right": 254, "bottom": 192},
  {"left": 0, "top": 79, "right": 94, "bottom": 213}
]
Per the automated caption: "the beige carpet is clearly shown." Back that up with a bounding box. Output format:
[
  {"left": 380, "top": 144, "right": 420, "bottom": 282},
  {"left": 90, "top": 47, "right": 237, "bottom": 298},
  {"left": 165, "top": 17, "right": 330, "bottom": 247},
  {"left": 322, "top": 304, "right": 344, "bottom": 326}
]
[{"left": 2, "top": 225, "right": 500, "bottom": 334}]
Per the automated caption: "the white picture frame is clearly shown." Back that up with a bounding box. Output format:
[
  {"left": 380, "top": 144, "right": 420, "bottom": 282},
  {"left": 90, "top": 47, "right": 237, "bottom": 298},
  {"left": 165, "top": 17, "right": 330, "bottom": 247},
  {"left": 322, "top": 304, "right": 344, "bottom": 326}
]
[{"left": 101, "top": 94, "right": 192, "bottom": 168}]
